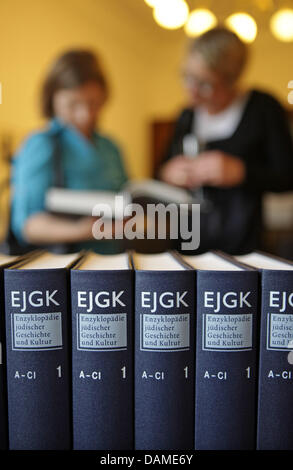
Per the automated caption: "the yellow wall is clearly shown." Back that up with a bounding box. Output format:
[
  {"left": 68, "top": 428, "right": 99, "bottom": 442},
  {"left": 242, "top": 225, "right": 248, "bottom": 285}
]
[
  {"left": 0, "top": 0, "right": 160, "bottom": 179},
  {"left": 0, "top": 0, "right": 293, "bottom": 179},
  {"left": 0, "top": 0, "right": 161, "bottom": 238}
]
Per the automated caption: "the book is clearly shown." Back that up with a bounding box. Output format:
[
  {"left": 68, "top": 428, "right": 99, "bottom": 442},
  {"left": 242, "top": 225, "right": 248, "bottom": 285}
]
[
  {"left": 133, "top": 252, "right": 195, "bottom": 450},
  {"left": 0, "top": 253, "right": 20, "bottom": 449},
  {"left": 70, "top": 251, "right": 133, "bottom": 450},
  {"left": 236, "top": 252, "right": 293, "bottom": 450},
  {"left": 45, "top": 188, "right": 131, "bottom": 219},
  {"left": 45, "top": 178, "right": 192, "bottom": 217},
  {"left": 4, "top": 251, "right": 82, "bottom": 450},
  {"left": 124, "top": 179, "right": 193, "bottom": 205},
  {"left": 183, "top": 252, "right": 259, "bottom": 450}
]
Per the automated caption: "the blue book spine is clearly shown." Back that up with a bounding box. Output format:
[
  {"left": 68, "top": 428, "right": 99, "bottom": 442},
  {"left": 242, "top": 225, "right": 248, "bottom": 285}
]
[
  {"left": 195, "top": 270, "right": 259, "bottom": 450},
  {"left": 135, "top": 270, "right": 195, "bottom": 450},
  {"left": 4, "top": 269, "right": 71, "bottom": 450},
  {"left": 0, "top": 269, "right": 8, "bottom": 449},
  {"left": 71, "top": 270, "right": 133, "bottom": 450},
  {"left": 257, "top": 270, "right": 293, "bottom": 450}
]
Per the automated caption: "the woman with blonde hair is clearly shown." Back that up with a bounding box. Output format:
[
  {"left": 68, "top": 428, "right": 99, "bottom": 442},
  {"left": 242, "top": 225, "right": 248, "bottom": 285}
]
[{"left": 159, "top": 27, "right": 293, "bottom": 254}]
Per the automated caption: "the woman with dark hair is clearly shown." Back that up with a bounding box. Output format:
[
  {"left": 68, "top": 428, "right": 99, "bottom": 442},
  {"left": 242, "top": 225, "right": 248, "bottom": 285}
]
[
  {"left": 159, "top": 27, "right": 293, "bottom": 254},
  {"left": 11, "top": 49, "right": 128, "bottom": 252}
]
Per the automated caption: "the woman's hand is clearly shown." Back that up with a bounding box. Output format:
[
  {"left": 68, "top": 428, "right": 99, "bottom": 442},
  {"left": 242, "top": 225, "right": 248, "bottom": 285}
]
[
  {"left": 23, "top": 213, "right": 97, "bottom": 245},
  {"left": 73, "top": 216, "right": 96, "bottom": 240},
  {"left": 160, "top": 151, "right": 246, "bottom": 189},
  {"left": 187, "top": 151, "right": 246, "bottom": 188},
  {"left": 158, "top": 155, "right": 193, "bottom": 188}
]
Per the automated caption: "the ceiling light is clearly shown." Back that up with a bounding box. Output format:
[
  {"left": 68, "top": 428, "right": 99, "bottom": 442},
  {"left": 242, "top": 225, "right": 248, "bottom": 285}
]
[
  {"left": 225, "top": 12, "right": 258, "bottom": 43},
  {"left": 144, "top": 0, "right": 159, "bottom": 7},
  {"left": 270, "top": 8, "right": 293, "bottom": 42},
  {"left": 153, "top": 0, "right": 189, "bottom": 30},
  {"left": 184, "top": 8, "right": 217, "bottom": 37}
]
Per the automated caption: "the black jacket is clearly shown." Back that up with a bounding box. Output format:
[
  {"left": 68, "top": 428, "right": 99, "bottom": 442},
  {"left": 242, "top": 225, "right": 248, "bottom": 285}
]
[{"left": 161, "top": 89, "right": 293, "bottom": 254}]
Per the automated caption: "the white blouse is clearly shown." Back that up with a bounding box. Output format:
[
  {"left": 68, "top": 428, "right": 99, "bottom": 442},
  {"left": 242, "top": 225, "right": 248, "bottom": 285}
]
[{"left": 193, "top": 91, "right": 250, "bottom": 144}]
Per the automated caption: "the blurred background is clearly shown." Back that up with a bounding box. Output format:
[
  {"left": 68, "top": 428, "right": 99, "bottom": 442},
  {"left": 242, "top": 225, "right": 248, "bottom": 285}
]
[{"left": 0, "top": 0, "right": 293, "bottom": 255}]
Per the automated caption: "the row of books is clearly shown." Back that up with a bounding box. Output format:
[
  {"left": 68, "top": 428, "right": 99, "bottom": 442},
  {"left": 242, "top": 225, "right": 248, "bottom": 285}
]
[{"left": 0, "top": 249, "right": 292, "bottom": 451}]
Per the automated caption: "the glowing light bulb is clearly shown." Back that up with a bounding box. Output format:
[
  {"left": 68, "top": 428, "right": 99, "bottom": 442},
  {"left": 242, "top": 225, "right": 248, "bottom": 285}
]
[
  {"left": 144, "top": 0, "right": 158, "bottom": 7},
  {"left": 153, "top": 0, "right": 189, "bottom": 30},
  {"left": 270, "top": 9, "right": 293, "bottom": 42},
  {"left": 184, "top": 9, "right": 217, "bottom": 37},
  {"left": 225, "top": 12, "right": 258, "bottom": 43}
]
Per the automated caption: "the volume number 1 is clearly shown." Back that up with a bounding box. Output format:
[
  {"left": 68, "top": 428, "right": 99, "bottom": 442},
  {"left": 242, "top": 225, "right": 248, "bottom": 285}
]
[{"left": 121, "top": 366, "right": 126, "bottom": 379}]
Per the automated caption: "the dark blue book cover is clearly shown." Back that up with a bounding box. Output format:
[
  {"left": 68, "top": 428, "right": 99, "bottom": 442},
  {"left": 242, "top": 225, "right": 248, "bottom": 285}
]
[
  {"left": 0, "top": 254, "right": 23, "bottom": 450},
  {"left": 237, "top": 252, "right": 293, "bottom": 450},
  {"left": 4, "top": 252, "right": 81, "bottom": 450},
  {"left": 71, "top": 252, "right": 133, "bottom": 450},
  {"left": 185, "top": 252, "right": 259, "bottom": 450},
  {"left": 257, "top": 270, "right": 293, "bottom": 450},
  {"left": 133, "top": 252, "right": 195, "bottom": 450}
]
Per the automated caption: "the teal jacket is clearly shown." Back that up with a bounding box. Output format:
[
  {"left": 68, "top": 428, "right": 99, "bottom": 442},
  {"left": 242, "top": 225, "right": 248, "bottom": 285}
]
[{"left": 11, "top": 118, "right": 128, "bottom": 253}]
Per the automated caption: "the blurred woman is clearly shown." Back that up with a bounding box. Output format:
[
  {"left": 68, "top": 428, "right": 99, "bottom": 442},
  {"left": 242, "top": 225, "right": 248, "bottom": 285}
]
[
  {"left": 159, "top": 27, "right": 293, "bottom": 254},
  {"left": 11, "top": 49, "right": 128, "bottom": 253}
]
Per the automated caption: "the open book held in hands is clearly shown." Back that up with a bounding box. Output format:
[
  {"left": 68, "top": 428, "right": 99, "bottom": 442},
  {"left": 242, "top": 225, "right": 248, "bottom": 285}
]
[{"left": 45, "top": 179, "right": 193, "bottom": 219}]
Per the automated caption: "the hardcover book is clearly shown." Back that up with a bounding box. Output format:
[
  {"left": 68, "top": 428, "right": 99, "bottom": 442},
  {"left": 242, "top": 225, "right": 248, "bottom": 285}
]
[
  {"left": 71, "top": 251, "right": 133, "bottom": 450},
  {"left": 4, "top": 251, "right": 82, "bottom": 450},
  {"left": 183, "top": 252, "right": 259, "bottom": 450},
  {"left": 45, "top": 178, "right": 192, "bottom": 217},
  {"left": 0, "top": 253, "right": 19, "bottom": 449},
  {"left": 133, "top": 252, "right": 195, "bottom": 450},
  {"left": 237, "top": 252, "right": 293, "bottom": 450}
]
